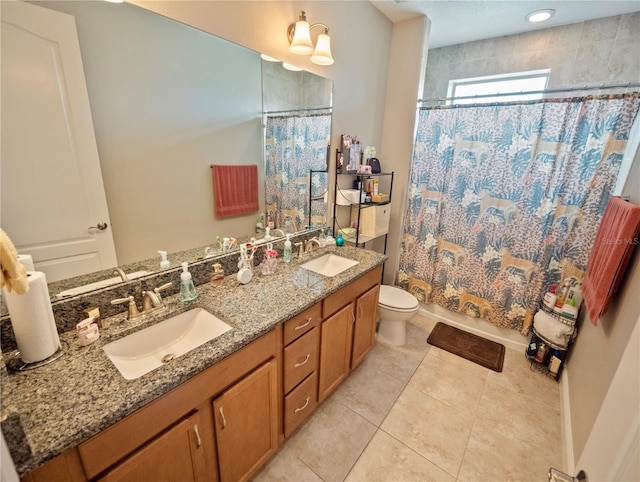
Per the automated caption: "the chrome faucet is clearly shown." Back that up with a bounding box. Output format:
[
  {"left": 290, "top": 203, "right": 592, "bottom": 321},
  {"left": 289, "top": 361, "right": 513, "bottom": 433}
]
[
  {"left": 294, "top": 242, "right": 304, "bottom": 257},
  {"left": 113, "top": 267, "right": 129, "bottom": 281},
  {"left": 304, "top": 237, "right": 321, "bottom": 253}
]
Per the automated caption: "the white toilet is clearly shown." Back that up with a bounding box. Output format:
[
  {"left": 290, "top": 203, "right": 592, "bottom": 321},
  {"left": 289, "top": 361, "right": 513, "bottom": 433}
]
[{"left": 376, "top": 285, "right": 420, "bottom": 346}]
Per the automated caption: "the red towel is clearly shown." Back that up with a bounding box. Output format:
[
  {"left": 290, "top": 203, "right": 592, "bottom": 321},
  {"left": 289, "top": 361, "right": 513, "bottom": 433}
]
[
  {"left": 212, "top": 164, "right": 259, "bottom": 218},
  {"left": 583, "top": 196, "right": 640, "bottom": 325}
]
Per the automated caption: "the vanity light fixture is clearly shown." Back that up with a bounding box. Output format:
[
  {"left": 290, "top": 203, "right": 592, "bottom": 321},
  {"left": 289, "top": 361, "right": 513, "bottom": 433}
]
[
  {"left": 526, "top": 9, "right": 556, "bottom": 23},
  {"left": 260, "top": 54, "right": 280, "bottom": 62},
  {"left": 287, "top": 11, "right": 334, "bottom": 66},
  {"left": 282, "top": 62, "right": 303, "bottom": 72}
]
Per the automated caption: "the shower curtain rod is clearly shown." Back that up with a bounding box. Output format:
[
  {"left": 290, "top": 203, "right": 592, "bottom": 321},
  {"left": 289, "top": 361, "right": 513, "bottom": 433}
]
[
  {"left": 418, "top": 81, "right": 640, "bottom": 104},
  {"left": 263, "top": 106, "right": 332, "bottom": 115}
]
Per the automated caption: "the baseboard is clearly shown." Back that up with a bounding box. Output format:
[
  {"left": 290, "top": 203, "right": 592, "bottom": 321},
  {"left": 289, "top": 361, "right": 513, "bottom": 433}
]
[
  {"left": 418, "top": 303, "right": 527, "bottom": 351},
  {"left": 560, "top": 365, "right": 575, "bottom": 473}
]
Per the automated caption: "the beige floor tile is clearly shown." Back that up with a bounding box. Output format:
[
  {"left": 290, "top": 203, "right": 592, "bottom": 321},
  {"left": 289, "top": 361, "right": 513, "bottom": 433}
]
[
  {"left": 475, "top": 378, "right": 561, "bottom": 450},
  {"left": 331, "top": 356, "right": 406, "bottom": 426},
  {"left": 254, "top": 445, "right": 323, "bottom": 482},
  {"left": 486, "top": 347, "right": 561, "bottom": 407},
  {"left": 380, "top": 385, "right": 474, "bottom": 477},
  {"left": 286, "top": 398, "right": 377, "bottom": 482},
  {"left": 409, "top": 346, "right": 488, "bottom": 414},
  {"left": 458, "top": 421, "right": 562, "bottom": 482},
  {"left": 345, "top": 430, "right": 455, "bottom": 482},
  {"left": 363, "top": 341, "right": 423, "bottom": 384}
]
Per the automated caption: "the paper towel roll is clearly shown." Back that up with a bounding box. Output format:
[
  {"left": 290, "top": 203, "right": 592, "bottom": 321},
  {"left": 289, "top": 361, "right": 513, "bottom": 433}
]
[
  {"left": 17, "top": 254, "right": 35, "bottom": 272},
  {"left": 3, "top": 271, "right": 60, "bottom": 363}
]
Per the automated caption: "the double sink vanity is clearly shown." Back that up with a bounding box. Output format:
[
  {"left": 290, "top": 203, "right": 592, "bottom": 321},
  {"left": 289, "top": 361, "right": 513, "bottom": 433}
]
[{"left": 1, "top": 244, "right": 386, "bottom": 482}]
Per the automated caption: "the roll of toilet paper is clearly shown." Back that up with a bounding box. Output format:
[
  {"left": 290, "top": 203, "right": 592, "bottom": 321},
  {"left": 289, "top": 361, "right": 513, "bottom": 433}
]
[
  {"left": 3, "top": 271, "right": 60, "bottom": 363},
  {"left": 17, "top": 254, "right": 35, "bottom": 272}
]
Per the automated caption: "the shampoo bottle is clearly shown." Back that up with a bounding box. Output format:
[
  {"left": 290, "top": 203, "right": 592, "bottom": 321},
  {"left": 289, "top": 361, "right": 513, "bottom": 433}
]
[
  {"left": 283, "top": 234, "right": 292, "bottom": 263},
  {"left": 179, "top": 262, "right": 198, "bottom": 302},
  {"left": 158, "top": 250, "right": 170, "bottom": 269}
]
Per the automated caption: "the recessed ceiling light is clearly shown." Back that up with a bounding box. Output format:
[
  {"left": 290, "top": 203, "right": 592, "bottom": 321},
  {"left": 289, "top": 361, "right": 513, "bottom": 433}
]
[{"left": 526, "top": 9, "right": 556, "bottom": 23}]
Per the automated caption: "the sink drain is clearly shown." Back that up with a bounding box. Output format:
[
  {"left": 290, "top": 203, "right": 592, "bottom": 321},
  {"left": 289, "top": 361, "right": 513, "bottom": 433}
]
[{"left": 162, "top": 353, "right": 176, "bottom": 363}]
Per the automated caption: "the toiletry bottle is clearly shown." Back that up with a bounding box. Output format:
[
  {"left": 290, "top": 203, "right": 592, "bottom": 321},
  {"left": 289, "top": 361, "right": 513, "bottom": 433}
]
[
  {"left": 264, "top": 227, "right": 272, "bottom": 242},
  {"left": 543, "top": 284, "right": 557, "bottom": 310},
  {"left": 336, "top": 233, "right": 344, "bottom": 246},
  {"left": 179, "top": 262, "right": 198, "bottom": 302},
  {"left": 210, "top": 263, "right": 224, "bottom": 287},
  {"left": 554, "top": 279, "right": 571, "bottom": 313},
  {"left": 267, "top": 211, "right": 275, "bottom": 229},
  {"left": 222, "top": 237, "right": 230, "bottom": 253},
  {"left": 567, "top": 281, "right": 583, "bottom": 309},
  {"left": 283, "top": 234, "right": 292, "bottom": 263},
  {"left": 158, "top": 250, "right": 170, "bottom": 269}
]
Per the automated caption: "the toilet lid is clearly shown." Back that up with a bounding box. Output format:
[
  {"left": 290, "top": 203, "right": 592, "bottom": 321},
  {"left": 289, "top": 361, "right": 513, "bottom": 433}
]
[{"left": 379, "top": 285, "right": 419, "bottom": 310}]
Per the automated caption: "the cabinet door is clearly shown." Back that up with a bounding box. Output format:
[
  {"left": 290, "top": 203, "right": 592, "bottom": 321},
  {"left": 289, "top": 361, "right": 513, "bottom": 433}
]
[
  {"left": 213, "top": 359, "right": 278, "bottom": 482},
  {"left": 318, "top": 303, "right": 354, "bottom": 402},
  {"left": 352, "top": 284, "right": 380, "bottom": 369},
  {"left": 99, "top": 412, "right": 207, "bottom": 482}
]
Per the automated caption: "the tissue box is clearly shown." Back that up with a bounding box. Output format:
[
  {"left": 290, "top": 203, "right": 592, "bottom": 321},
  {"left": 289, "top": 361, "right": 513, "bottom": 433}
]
[
  {"left": 355, "top": 204, "right": 391, "bottom": 236},
  {"left": 336, "top": 189, "right": 361, "bottom": 205},
  {"left": 371, "top": 193, "right": 389, "bottom": 203}
]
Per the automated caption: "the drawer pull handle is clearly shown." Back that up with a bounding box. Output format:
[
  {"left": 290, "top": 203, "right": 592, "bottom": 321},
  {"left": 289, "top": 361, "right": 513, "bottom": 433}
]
[
  {"left": 294, "top": 397, "right": 310, "bottom": 413},
  {"left": 358, "top": 303, "right": 363, "bottom": 319},
  {"left": 193, "top": 424, "right": 202, "bottom": 448},
  {"left": 294, "top": 354, "right": 311, "bottom": 368},
  {"left": 294, "top": 317, "right": 312, "bottom": 331},
  {"left": 219, "top": 407, "right": 227, "bottom": 429}
]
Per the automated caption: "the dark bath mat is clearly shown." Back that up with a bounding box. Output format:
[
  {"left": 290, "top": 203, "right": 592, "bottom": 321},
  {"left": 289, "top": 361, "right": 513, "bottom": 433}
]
[{"left": 427, "top": 322, "right": 505, "bottom": 372}]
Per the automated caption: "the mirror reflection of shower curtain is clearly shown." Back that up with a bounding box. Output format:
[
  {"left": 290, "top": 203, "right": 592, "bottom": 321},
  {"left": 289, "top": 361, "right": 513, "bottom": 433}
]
[
  {"left": 264, "top": 113, "right": 331, "bottom": 232},
  {"left": 399, "top": 92, "right": 640, "bottom": 333}
]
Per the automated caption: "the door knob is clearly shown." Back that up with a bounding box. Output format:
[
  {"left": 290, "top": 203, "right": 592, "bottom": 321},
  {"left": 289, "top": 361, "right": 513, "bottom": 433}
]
[{"left": 88, "top": 222, "right": 108, "bottom": 231}]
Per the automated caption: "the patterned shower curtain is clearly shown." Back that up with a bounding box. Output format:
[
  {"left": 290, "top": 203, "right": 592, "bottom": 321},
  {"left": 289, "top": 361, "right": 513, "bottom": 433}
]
[
  {"left": 398, "top": 93, "right": 640, "bottom": 333},
  {"left": 264, "top": 113, "right": 331, "bottom": 232}
]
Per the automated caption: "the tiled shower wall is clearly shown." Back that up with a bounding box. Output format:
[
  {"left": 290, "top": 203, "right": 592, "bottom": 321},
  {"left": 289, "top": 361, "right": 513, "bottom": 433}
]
[{"left": 423, "top": 12, "right": 640, "bottom": 99}]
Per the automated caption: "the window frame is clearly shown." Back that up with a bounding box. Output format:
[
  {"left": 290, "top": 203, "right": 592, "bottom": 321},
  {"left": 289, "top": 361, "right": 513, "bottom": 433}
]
[{"left": 447, "top": 69, "right": 551, "bottom": 105}]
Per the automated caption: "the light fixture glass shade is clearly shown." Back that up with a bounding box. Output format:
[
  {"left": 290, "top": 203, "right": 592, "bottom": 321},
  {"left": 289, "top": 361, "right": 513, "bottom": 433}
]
[
  {"left": 310, "top": 32, "right": 334, "bottom": 66},
  {"left": 282, "top": 63, "right": 303, "bottom": 72},
  {"left": 290, "top": 20, "right": 314, "bottom": 55}
]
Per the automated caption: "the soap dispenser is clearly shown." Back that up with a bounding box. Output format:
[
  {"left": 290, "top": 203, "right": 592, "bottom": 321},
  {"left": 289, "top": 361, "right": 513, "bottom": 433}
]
[
  {"left": 179, "top": 262, "right": 198, "bottom": 302},
  {"left": 283, "top": 234, "right": 292, "bottom": 263},
  {"left": 210, "top": 263, "right": 224, "bottom": 287},
  {"left": 158, "top": 250, "right": 170, "bottom": 269}
]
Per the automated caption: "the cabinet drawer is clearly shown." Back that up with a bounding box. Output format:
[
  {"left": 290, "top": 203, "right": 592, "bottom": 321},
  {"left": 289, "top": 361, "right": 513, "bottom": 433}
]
[
  {"left": 283, "top": 302, "right": 321, "bottom": 345},
  {"left": 322, "top": 265, "right": 382, "bottom": 318},
  {"left": 283, "top": 327, "right": 319, "bottom": 393},
  {"left": 284, "top": 373, "right": 318, "bottom": 438}
]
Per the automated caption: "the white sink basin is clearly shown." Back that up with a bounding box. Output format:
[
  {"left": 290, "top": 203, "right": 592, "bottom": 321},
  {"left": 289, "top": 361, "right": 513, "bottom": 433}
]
[
  {"left": 103, "top": 308, "right": 232, "bottom": 380},
  {"left": 56, "top": 270, "right": 150, "bottom": 298},
  {"left": 300, "top": 254, "right": 359, "bottom": 277}
]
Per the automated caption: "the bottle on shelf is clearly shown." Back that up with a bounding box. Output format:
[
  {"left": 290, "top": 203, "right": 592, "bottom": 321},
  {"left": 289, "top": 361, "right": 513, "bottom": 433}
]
[
  {"left": 543, "top": 284, "right": 557, "bottom": 309},
  {"left": 548, "top": 350, "right": 562, "bottom": 377},
  {"left": 554, "top": 279, "right": 572, "bottom": 313}
]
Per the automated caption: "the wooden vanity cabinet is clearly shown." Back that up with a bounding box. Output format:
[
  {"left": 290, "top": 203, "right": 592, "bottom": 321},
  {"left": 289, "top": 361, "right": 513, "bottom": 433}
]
[
  {"left": 22, "top": 329, "right": 279, "bottom": 482},
  {"left": 98, "top": 412, "right": 207, "bottom": 482},
  {"left": 281, "top": 303, "right": 321, "bottom": 438},
  {"left": 318, "top": 266, "right": 382, "bottom": 403},
  {"left": 213, "top": 359, "right": 278, "bottom": 482}
]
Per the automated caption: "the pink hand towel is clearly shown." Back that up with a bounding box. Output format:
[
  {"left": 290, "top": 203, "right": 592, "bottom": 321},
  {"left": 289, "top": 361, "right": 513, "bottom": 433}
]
[
  {"left": 583, "top": 196, "right": 640, "bottom": 325},
  {"left": 212, "top": 164, "right": 259, "bottom": 218}
]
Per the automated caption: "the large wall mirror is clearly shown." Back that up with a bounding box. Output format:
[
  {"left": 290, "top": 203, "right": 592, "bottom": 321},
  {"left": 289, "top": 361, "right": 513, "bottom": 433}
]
[{"left": 1, "top": 0, "right": 332, "bottom": 301}]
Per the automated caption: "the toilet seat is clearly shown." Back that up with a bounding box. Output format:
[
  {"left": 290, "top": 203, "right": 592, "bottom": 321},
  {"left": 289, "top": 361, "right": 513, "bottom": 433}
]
[{"left": 379, "top": 285, "right": 419, "bottom": 311}]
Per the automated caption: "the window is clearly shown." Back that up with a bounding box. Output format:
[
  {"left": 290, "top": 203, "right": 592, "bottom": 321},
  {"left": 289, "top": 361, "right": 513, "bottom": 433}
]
[{"left": 447, "top": 70, "right": 550, "bottom": 105}]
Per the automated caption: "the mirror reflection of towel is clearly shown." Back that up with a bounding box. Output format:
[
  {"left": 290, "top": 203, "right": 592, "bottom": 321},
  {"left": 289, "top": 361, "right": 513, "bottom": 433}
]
[
  {"left": 212, "top": 164, "right": 259, "bottom": 218},
  {"left": 0, "top": 229, "right": 29, "bottom": 294}
]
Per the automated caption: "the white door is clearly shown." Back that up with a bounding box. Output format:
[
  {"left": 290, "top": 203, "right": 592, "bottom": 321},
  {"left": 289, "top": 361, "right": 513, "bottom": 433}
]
[{"left": 1, "top": 0, "right": 117, "bottom": 282}]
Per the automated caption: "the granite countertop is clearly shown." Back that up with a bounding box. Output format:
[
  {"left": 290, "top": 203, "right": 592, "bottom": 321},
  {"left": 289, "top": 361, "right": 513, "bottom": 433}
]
[{"left": 1, "top": 246, "right": 386, "bottom": 477}]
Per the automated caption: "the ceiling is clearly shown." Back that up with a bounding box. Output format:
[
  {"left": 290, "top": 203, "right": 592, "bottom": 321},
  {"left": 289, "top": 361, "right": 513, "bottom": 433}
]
[{"left": 371, "top": 0, "right": 640, "bottom": 48}]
